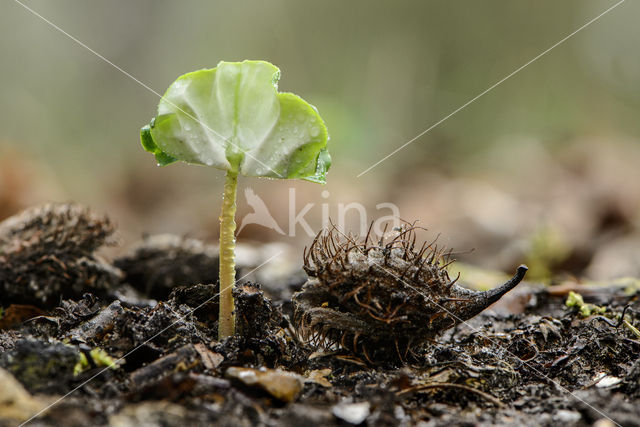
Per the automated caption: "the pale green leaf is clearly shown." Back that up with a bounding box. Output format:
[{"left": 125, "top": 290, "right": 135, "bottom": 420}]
[{"left": 140, "top": 60, "right": 330, "bottom": 183}]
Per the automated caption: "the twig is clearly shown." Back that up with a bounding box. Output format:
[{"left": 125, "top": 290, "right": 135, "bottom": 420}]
[
  {"left": 591, "top": 305, "right": 630, "bottom": 328},
  {"left": 396, "top": 382, "right": 505, "bottom": 407}
]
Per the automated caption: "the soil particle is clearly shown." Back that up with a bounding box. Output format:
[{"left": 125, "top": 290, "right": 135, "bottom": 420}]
[
  {"left": 0, "top": 338, "right": 79, "bottom": 394},
  {"left": 129, "top": 343, "right": 203, "bottom": 390},
  {"left": 114, "top": 234, "right": 220, "bottom": 300},
  {"left": 233, "top": 282, "right": 285, "bottom": 340},
  {"left": 67, "top": 300, "right": 124, "bottom": 343}
]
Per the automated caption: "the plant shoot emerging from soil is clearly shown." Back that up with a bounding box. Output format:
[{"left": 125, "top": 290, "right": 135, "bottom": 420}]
[{"left": 140, "top": 60, "right": 330, "bottom": 339}]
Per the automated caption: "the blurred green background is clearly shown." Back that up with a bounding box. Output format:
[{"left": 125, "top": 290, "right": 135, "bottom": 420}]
[{"left": 2, "top": 1, "right": 640, "bottom": 280}]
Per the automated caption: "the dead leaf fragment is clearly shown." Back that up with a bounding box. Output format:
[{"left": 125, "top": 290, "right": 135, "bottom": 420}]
[
  {"left": 305, "top": 369, "right": 332, "bottom": 388},
  {"left": 226, "top": 367, "right": 304, "bottom": 402},
  {"left": 0, "top": 304, "right": 44, "bottom": 329},
  {"left": 194, "top": 343, "right": 224, "bottom": 370}
]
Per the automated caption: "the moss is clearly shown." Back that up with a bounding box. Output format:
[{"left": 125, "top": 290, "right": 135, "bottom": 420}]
[
  {"left": 74, "top": 347, "right": 119, "bottom": 375},
  {"left": 565, "top": 291, "right": 606, "bottom": 317}
]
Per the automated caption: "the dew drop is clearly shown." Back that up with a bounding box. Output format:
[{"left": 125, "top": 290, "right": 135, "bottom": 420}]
[{"left": 310, "top": 126, "right": 320, "bottom": 137}]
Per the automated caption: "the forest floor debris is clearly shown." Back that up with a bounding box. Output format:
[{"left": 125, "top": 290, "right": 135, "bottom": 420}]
[{"left": 0, "top": 204, "right": 639, "bottom": 426}]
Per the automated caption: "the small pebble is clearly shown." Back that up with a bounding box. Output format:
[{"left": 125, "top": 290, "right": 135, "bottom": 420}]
[
  {"left": 332, "top": 401, "right": 370, "bottom": 425},
  {"left": 553, "top": 409, "right": 581, "bottom": 423},
  {"left": 595, "top": 375, "right": 622, "bottom": 388}
]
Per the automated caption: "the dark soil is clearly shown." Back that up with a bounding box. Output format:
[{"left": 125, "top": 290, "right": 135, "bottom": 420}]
[{"left": 1, "top": 204, "right": 639, "bottom": 427}]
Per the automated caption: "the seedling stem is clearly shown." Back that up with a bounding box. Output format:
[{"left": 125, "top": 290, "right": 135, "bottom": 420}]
[{"left": 219, "top": 168, "right": 238, "bottom": 339}]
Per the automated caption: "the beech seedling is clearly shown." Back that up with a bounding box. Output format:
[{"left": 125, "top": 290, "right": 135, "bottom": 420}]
[{"left": 140, "top": 60, "right": 330, "bottom": 339}]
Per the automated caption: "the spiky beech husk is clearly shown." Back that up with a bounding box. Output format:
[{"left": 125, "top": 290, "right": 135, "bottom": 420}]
[
  {"left": 0, "top": 203, "right": 121, "bottom": 307},
  {"left": 292, "top": 224, "right": 527, "bottom": 363}
]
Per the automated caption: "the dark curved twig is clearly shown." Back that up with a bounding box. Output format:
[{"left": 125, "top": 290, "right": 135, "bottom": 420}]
[{"left": 396, "top": 382, "right": 505, "bottom": 407}]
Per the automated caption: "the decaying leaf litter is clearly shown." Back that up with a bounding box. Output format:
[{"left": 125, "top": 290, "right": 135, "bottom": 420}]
[{"left": 1, "top": 203, "right": 640, "bottom": 426}]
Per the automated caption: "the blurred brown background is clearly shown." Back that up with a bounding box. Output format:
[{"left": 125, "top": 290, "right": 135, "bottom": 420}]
[{"left": 2, "top": 1, "right": 640, "bottom": 281}]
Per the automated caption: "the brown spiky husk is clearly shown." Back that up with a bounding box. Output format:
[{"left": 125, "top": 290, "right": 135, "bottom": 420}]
[
  {"left": 0, "top": 203, "right": 121, "bottom": 307},
  {"left": 293, "top": 223, "right": 505, "bottom": 364}
]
